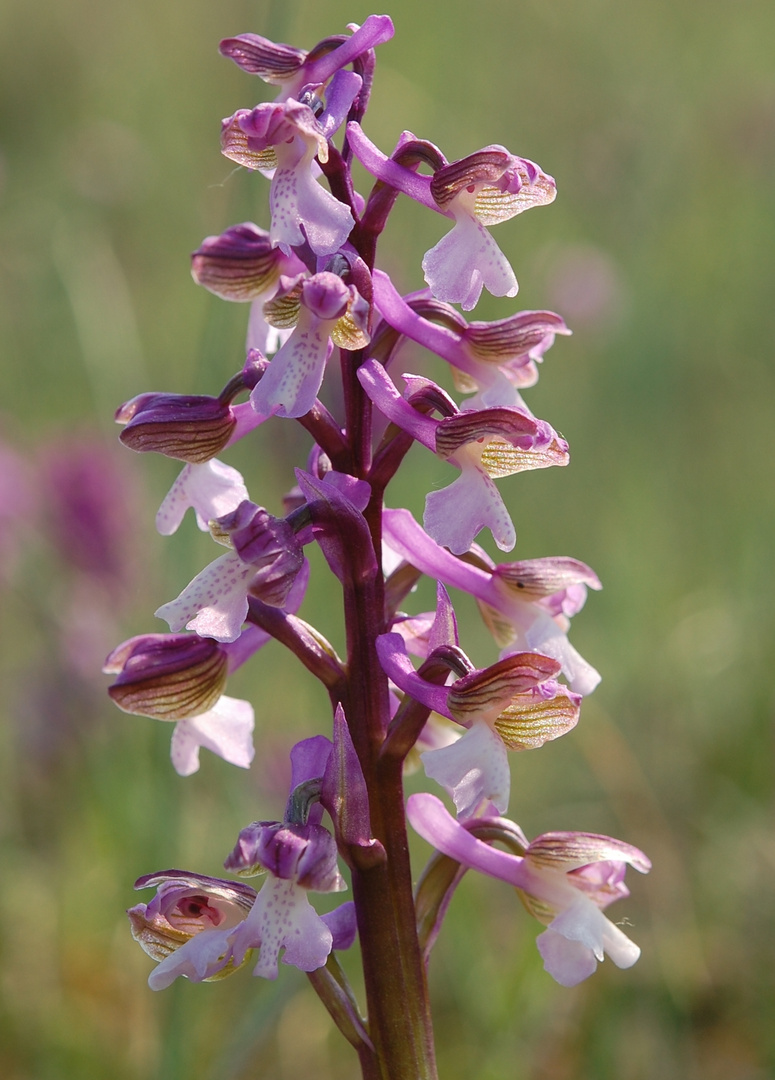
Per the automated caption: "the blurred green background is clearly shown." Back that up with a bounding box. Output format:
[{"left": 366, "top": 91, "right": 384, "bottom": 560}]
[{"left": 1, "top": 0, "right": 773, "bottom": 1077}]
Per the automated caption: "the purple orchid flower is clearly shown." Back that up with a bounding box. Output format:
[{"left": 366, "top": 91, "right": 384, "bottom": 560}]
[
  {"left": 393, "top": 580, "right": 460, "bottom": 660},
  {"left": 190, "top": 222, "right": 305, "bottom": 302},
  {"left": 190, "top": 224, "right": 306, "bottom": 360},
  {"left": 189, "top": 218, "right": 306, "bottom": 306},
  {"left": 372, "top": 269, "right": 570, "bottom": 408},
  {"left": 221, "top": 99, "right": 355, "bottom": 258},
  {"left": 131, "top": 735, "right": 357, "bottom": 987},
  {"left": 408, "top": 793, "right": 650, "bottom": 986},
  {"left": 251, "top": 271, "right": 370, "bottom": 419},
  {"left": 155, "top": 505, "right": 309, "bottom": 644},
  {"left": 104, "top": 632, "right": 228, "bottom": 718},
  {"left": 349, "top": 126, "right": 556, "bottom": 309},
  {"left": 383, "top": 508, "right": 601, "bottom": 695},
  {"left": 358, "top": 359, "right": 565, "bottom": 552},
  {"left": 130, "top": 861, "right": 356, "bottom": 988},
  {"left": 116, "top": 392, "right": 239, "bottom": 465},
  {"left": 103, "top": 628, "right": 295, "bottom": 775},
  {"left": 115, "top": 352, "right": 274, "bottom": 465},
  {"left": 220, "top": 15, "right": 394, "bottom": 102},
  {"left": 221, "top": 821, "right": 349, "bottom": 980},
  {"left": 422, "top": 148, "right": 556, "bottom": 309},
  {"left": 378, "top": 630, "right": 578, "bottom": 816},
  {"left": 128, "top": 870, "right": 258, "bottom": 983}
]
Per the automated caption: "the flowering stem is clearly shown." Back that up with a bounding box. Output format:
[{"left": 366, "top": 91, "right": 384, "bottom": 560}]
[
  {"left": 338, "top": 487, "right": 438, "bottom": 1079},
  {"left": 349, "top": 759, "right": 438, "bottom": 1079},
  {"left": 341, "top": 348, "right": 373, "bottom": 478}
]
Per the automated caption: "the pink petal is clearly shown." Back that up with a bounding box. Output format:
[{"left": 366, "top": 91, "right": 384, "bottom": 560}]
[
  {"left": 170, "top": 694, "right": 255, "bottom": 776},
  {"left": 292, "top": 167, "right": 355, "bottom": 256},
  {"left": 148, "top": 925, "right": 235, "bottom": 989},
  {"left": 421, "top": 721, "right": 510, "bottom": 817},
  {"left": 406, "top": 793, "right": 528, "bottom": 887},
  {"left": 375, "top": 633, "right": 452, "bottom": 717},
  {"left": 542, "top": 898, "right": 641, "bottom": 977},
  {"left": 357, "top": 360, "right": 438, "bottom": 450},
  {"left": 422, "top": 214, "right": 517, "bottom": 311},
  {"left": 251, "top": 315, "right": 333, "bottom": 419},
  {"left": 424, "top": 461, "right": 516, "bottom": 554},
  {"left": 535, "top": 927, "right": 598, "bottom": 987},
  {"left": 231, "top": 878, "right": 333, "bottom": 979},
  {"left": 156, "top": 460, "right": 249, "bottom": 535},
  {"left": 519, "top": 616, "right": 601, "bottom": 696},
  {"left": 155, "top": 551, "right": 255, "bottom": 642}
]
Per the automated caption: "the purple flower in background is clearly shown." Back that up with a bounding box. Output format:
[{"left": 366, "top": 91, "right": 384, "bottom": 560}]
[
  {"left": 40, "top": 437, "right": 141, "bottom": 593},
  {"left": 0, "top": 437, "right": 38, "bottom": 583},
  {"left": 408, "top": 793, "right": 650, "bottom": 985}
]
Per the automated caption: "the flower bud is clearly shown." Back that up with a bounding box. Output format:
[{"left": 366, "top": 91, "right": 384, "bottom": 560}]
[
  {"left": 216, "top": 500, "right": 305, "bottom": 608},
  {"left": 116, "top": 393, "right": 236, "bottom": 464},
  {"left": 446, "top": 652, "right": 561, "bottom": 727},
  {"left": 191, "top": 223, "right": 287, "bottom": 301},
  {"left": 225, "top": 820, "right": 346, "bottom": 893},
  {"left": 104, "top": 633, "right": 228, "bottom": 720}
]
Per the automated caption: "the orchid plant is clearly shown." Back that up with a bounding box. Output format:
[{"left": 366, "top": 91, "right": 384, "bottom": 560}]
[{"left": 108, "top": 16, "right": 650, "bottom": 1079}]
